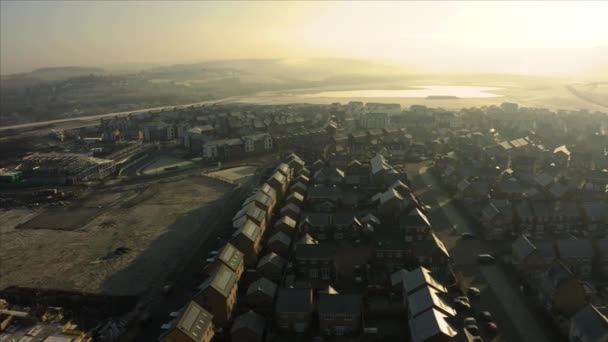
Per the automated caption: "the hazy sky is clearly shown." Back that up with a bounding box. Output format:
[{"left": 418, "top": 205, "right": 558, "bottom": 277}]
[{"left": 1, "top": 1, "right": 607, "bottom": 74}]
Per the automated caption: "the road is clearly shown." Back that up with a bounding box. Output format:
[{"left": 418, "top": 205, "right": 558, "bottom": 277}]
[
  {"left": 417, "top": 166, "right": 551, "bottom": 342},
  {"left": 0, "top": 94, "right": 245, "bottom": 133}
]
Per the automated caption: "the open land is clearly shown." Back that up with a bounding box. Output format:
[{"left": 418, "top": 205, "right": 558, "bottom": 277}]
[{"left": 0, "top": 176, "right": 234, "bottom": 295}]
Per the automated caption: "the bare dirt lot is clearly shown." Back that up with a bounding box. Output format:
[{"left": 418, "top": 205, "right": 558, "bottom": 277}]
[{"left": 0, "top": 175, "right": 234, "bottom": 295}]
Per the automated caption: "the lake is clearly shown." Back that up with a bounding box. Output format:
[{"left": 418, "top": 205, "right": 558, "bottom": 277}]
[{"left": 301, "top": 85, "right": 502, "bottom": 98}]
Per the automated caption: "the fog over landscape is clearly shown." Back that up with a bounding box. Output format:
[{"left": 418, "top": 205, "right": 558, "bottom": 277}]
[
  {"left": 1, "top": 1, "right": 607, "bottom": 126},
  {"left": 2, "top": 2, "right": 608, "bottom": 342}
]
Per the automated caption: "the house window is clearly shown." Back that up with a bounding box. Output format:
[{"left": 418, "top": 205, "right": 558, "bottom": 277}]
[
  {"left": 309, "top": 269, "right": 319, "bottom": 278},
  {"left": 321, "top": 267, "right": 331, "bottom": 279}
]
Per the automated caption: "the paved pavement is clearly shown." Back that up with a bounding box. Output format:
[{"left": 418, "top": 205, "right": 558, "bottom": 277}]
[{"left": 418, "top": 166, "right": 551, "bottom": 342}]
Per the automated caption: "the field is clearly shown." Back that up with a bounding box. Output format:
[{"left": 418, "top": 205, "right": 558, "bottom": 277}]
[{"left": 0, "top": 176, "right": 234, "bottom": 295}]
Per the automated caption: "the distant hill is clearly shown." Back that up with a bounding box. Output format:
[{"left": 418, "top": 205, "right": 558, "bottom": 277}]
[{"left": 1, "top": 66, "right": 105, "bottom": 83}]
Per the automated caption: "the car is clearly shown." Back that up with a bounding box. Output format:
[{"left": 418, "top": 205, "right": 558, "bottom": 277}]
[
  {"left": 479, "top": 311, "right": 493, "bottom": 322},
  {"left": 477, "top": 254, "right": 496, "bottom": 264},
  {"left": 464, "top": 317, "right": 477, "bottom": 326},
  {"left": 485, "top": 321, "right": 498, "bottom": 334},
  {"left": 465, "top": 325, "right": 480, "bottom": 335},
  {"left": 467, "top": 287, "right": 481, "bottom": 298},
  {"left": 461, "top": 232, "right": 476, "bottom": 239},
  {"left": 453, "top": 299, "right": 471, "bottom": 312},
  {"left": 455, "top": 296, "right": 470, "bottom": 304}
]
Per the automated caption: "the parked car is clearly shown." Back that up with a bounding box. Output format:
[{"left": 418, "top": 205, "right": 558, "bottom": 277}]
[
  {"left": 455, "top": 296, "right": 470, "bottom": 304},
  {"left": 467, "top": 287, "right": 481, "bottom": 298},
  {"left": 479, "top": 311, "right": 493, "bottom": 322},
  {"left": 485, "top": 321, "right": 498, "bottom": 334},
  {"left": 454, "top": 299, "right": 471, "bottom": 312},
  {"left": 461, "top": 232, "right": 476, "bottom": 239},
  {"left": 464, "top": 317, "right": 477, "bottom": 326},
  {"left": 477, "top": 254, "right": 496, "bottom": 264},
  {"left": 465, "top": 325, "right": 480, "bottom": 335}
]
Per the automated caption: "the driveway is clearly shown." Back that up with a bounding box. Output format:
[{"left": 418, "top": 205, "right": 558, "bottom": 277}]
[{"left": 417, "top": 166, "right": 552, "bottom": 342}]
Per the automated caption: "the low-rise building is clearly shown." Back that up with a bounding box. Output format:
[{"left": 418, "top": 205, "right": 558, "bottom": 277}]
[
  {"left": 230, "top": 310, "right": 266, "bottom": 342},
  {"left": 295, "top": 244, "right": 337, "bottom": 286},
  {"left": 409, "top": 308, "right": 458, "bottom": 342},
  {"left": 556, "top": 239, "right": 594, "bottom": 279},
  {"left": 256, "top": 252, "right": 286, "bottom": 282},
  {"left": 511, "top": 235, "right": 546, "bottom": 279},
  {"left": 231, "top": 220, "right": 264, "bottom": 266},
  {"left": 159, "top": 301, "right": 214, "bottom": 342},
  {"left": 206, "top": 242, "right": 245, "bottom": 278},
  {"left": 246, "top": 277, "right": 278, "bottom": 312},
  {"left": 267, "top": 231, "right": 292, "bottom": 256},
  {"left": 318, "top": 293, "right": 362, "bottom": 336},
  {"left": 275, "top": 288, "right": 314, "bottom": 333},
  {"left": 538, "top": 261, "right": 587, "bottom": 316},
  {"left": 193, "top": 265, "right": 239, "bottom": 325}
]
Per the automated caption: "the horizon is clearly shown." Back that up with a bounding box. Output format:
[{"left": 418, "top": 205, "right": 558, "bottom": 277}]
[{"left": 2, "top": 1, "right": 607, "bottom": 76}]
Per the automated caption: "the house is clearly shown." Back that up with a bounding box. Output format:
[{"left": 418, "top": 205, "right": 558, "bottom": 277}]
[
  {"left": 295, "top": 174, "right": 310, "bottom": 185},
  {"left": 411, "top": 233, "right": 450, "bottom": 274},
  {"left": 289, "top": 180, "right": 308, "bottom": 194},
  {"left": 267, "top": 171, "right": 288, "bottom": 198},
  {"left": 274, "top": 216, "right": 297, "bottom": 236},
  {"left": 409, "top": 308, "right": 458, "bottom": 342},
  {"left": 193, "top": 265, "right": 239, "bottom": 325},
  {"left": 331, "top": 212, "right": 362, "bottom": 240},
  {"left": 286, "top": 153, "right": 306, "bottom": 175},
  {"left": 390, "top": 269, "right": 409, "bottom": 293},
  {"left": 232, "top": 202, "right": 267, "bottom": 231},
  {"left": 318, "top": 294, "right": 362, "bottom": 336},
  {"left": 290, "top": 182, "right": 308, "bottom": 195},
  {"left": 511, "top": 235, "right": 546, "bottom": 278},
  {"left": 370, "top": 154, "right": 399, "bottom": 185},
  {"left": 400, "top": 208, "right": 432, "bottom": 242},
  {"left": 230, "top": 310, "right": 266, "bottom": 342},
  {"left": 246, "top": 277, "right": 277, "bottom": 312},
  {"left": 582, "top": 202, "right": 608, "bottom": 235},
  {"left": 203, "top": 138, "right": 245, "bottom": 161},
  {"left": 259, "top": 183, "right": 278, "bottom": 209},
  {"left": 480, "top": 200, "right": 513, "bottom": 240},
  {"left": 376, "top": 188, "right": 405, "bottom": 217},
  {"left": 280, "top": 203, "right": 301, "bottom": 222},
  {"left": 275, "top": 288, "right": 314, "bottom": 333},
  {"left": 267, "top": 231, "right": 292, "bottom": 256},
  {"left": 300, "top": 213, "right": 332, "bottom": 240},
  {"left": 569, "top": 304, "right": 608, "bottom": 342},
  {"left": 206, "top": 243, "right": 245, "bottom": 278},
  {"left": 407, "top": 285, "right": 456, "bottom": 319},
  {"left": 242, "top": 133, "right": 273, "bottom": 155},
  {"left": 231, "top": 220, "right": 263, "bottom": 266},
  {"left": 402, "top": 266, "right": 447, "bottom": 295},
  {"left": 314, "top": 166, "right": 345, "bottom": 185},
  {"left": 553, "top": 145, "right": 571, "bottom": 167},
  {"left": 538, "top": 261, "right": 587, "bottom": 316},
  {"left": 256, "top": 252, "right": 286, "bottom": 282},
  {"left": 285, "top": 192, "right": 305, "bottom": 207},
  {"left": 307, "top": 186, "right": 342, "bottom": 206},
  {"left": 243, "top": 190, "right": 274, "bottom": 221},
  {"left": 295, "top": 244, "right": 337, "bottom": 286},
  {"left": 515, "top": 200, "right": 535, "bottom": 235},
  {"left": 159, "top": 301, "right": 214, "bottom": 342},
  {"left": 556, "top": 239, "right": 594, "bottom": 279},
  {"left": 274, "top": 163, "right": 292, "bottom": 183}
]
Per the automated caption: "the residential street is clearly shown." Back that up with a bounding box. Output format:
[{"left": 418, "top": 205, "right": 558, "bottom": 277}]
[{"left": 415, "top": 165, "right": 553, "bottom": 342}]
